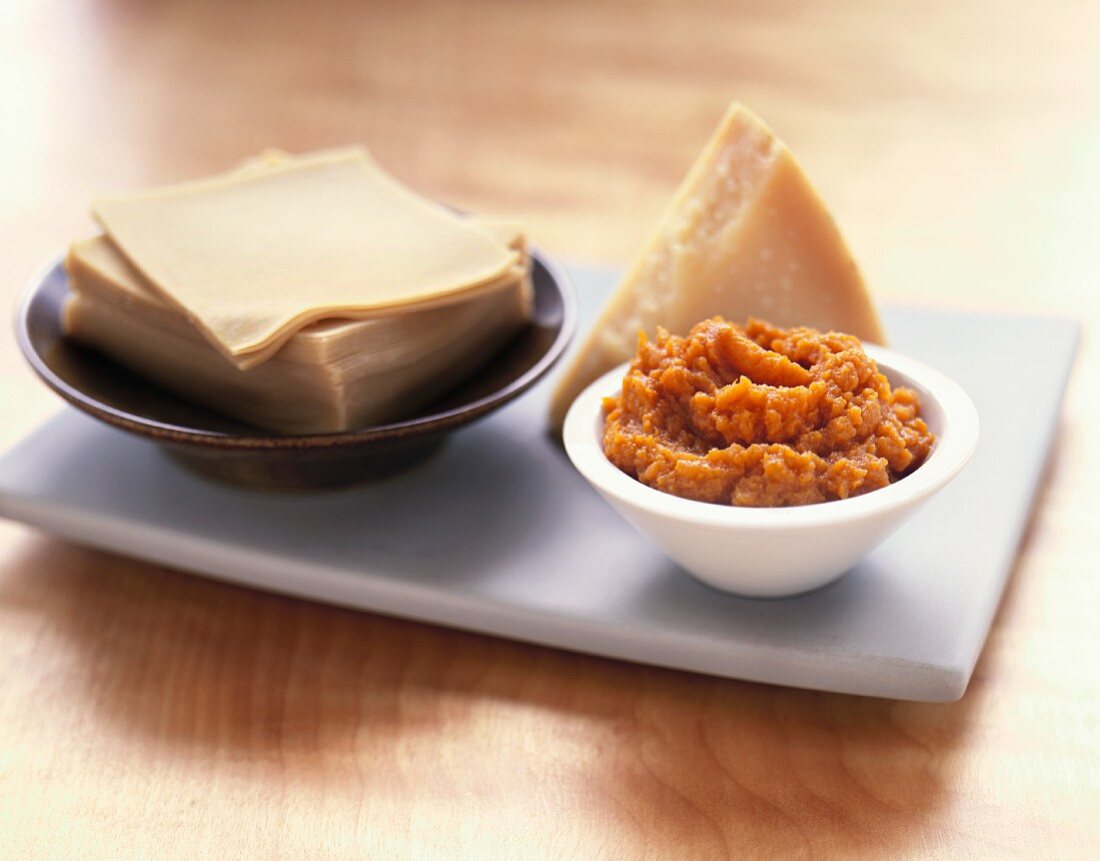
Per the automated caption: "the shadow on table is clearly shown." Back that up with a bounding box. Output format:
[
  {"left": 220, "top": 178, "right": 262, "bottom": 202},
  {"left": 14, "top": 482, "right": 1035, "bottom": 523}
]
[{"left": 0, "top": 430, "right": 1063, "bottom": 857}]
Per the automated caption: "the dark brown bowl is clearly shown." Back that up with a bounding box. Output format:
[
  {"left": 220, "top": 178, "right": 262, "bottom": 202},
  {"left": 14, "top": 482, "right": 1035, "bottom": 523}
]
[{"left": 17, "top": 249, "right": 576, "bottom": 490}]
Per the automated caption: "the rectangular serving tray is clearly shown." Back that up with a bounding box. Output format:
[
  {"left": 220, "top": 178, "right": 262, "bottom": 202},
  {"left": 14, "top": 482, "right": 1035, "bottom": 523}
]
[{"left": 0, "top": 265, "right": 1079, "bottom": 701}]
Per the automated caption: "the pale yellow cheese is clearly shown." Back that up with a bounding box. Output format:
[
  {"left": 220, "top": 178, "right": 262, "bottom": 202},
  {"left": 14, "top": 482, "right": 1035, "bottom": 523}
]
[
  {"left": 548, "top": 102, "right": 885, "bottom": 431},
  {"left": 92, "top": 148, "right": 521, "bottom": 369}
]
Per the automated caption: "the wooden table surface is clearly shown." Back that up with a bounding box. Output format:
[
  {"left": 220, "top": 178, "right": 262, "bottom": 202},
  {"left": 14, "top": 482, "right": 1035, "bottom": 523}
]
[{"left": 2, "top": 1, "right": 1098, "bottom": 857}]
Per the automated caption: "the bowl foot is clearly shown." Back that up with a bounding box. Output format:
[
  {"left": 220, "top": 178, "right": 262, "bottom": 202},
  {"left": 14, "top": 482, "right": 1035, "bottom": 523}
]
[{"left": 162, "top": 436, "right": 447, "bottom": 492}]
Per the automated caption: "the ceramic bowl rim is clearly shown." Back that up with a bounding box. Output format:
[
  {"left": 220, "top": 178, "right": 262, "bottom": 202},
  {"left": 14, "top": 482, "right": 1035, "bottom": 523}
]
[
  {"left": 16, "top": 247, "right": 577, "bottom": 450},
  {"left": 563, "top": 344, "right": 980, "bottom": 529}
]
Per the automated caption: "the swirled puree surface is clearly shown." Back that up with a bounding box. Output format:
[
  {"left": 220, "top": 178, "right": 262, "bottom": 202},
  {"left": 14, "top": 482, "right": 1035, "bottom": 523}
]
[{"left": 602, "top": 319, "right": 935, "bottom": 507}]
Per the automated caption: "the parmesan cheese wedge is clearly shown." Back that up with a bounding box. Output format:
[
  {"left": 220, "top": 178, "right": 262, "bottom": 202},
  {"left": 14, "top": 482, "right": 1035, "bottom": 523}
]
[
  {"left": 548, "top": 102, "right": 885, "bottom": 431},
  {"left": 92, "top": 148, "right": 521, "bottom": 369}
]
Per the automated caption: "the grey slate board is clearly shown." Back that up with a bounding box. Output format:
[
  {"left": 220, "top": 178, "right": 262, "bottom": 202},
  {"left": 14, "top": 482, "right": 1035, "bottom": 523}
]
[{"left": 0, "top": 264, "right": 1080, "bottom": 701}]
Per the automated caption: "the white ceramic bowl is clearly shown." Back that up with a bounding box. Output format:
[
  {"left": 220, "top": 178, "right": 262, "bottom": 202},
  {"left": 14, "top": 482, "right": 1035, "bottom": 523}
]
[{"left": 563, "top": 345, "right": 980, "bottom": 598}]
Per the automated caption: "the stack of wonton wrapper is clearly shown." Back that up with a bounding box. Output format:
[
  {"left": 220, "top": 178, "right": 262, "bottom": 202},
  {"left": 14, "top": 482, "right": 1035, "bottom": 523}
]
[{"left": 63, "top": 148, "right": 533, "bottom": 434}]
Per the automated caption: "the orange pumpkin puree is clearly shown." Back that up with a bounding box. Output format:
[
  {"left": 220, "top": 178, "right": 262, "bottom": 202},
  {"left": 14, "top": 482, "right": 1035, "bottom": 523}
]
[{"left": 602, "top": 318, "right": 935, "bottom": 507}]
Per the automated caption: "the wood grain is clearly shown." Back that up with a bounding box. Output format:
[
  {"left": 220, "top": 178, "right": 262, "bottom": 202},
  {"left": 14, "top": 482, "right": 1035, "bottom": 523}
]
[{"left": 1, "top": 0, "right": 1098, "bottom": 856}]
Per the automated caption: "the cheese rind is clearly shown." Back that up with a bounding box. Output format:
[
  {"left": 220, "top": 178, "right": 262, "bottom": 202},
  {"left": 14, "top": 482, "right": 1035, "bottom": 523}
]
[
  {"left": 548, "top": 103, "right": 885, "bottom": 431},
  {"left": 92, "top": 148, "right": 521, "bottom": 368}
]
